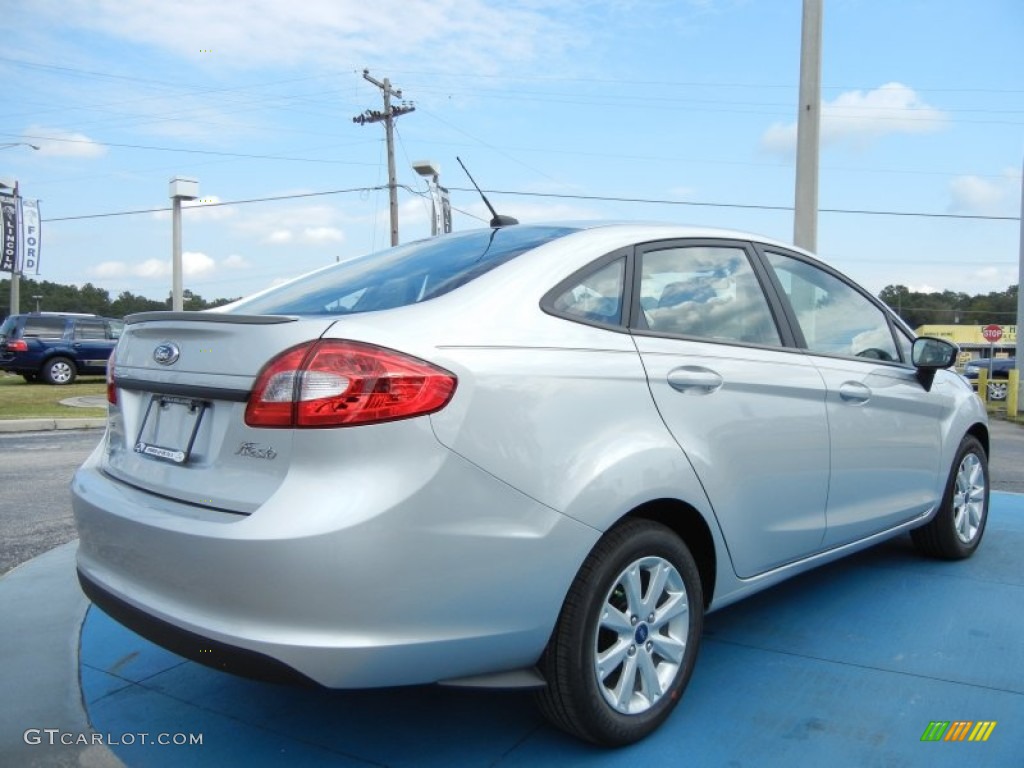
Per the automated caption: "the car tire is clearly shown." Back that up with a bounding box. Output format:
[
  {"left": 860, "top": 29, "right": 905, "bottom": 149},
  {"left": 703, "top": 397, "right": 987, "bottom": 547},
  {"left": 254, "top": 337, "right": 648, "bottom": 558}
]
[
  {"left": 535, "top": 519, "right": 703, "bottom": 746},
  {"left": 987, "top": 380, "right": 1008, "bottom": 401},
  {"left": 22, "top": 374, "right": 38, "bottom": 383},
  {"left": 41, "top": 357, "right": 77, "bottom": 385},
  {"left": 911, "top": 435, "right": 988, "bottom": 560}
]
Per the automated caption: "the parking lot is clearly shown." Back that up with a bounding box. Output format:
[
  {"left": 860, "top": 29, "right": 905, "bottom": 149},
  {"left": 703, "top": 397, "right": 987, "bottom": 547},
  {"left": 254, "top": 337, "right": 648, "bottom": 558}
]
[{"left": 1, "top": 424, "right": 1022, "bottom": 766}]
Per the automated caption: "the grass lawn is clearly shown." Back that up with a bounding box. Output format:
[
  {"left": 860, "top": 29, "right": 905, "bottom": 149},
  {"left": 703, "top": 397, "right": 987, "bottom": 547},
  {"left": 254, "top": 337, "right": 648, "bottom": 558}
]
[{"left": 0, "top": 373, "right": 107, "bottom": 420}]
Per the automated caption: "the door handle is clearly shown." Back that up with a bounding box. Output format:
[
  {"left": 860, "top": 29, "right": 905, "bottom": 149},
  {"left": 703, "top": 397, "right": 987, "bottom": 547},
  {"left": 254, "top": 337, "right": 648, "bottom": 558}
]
[
  {"left": 666, "top": 366, "right": 723, "bottom": 395},
  {"left": 839, "top": 381, "right": 871, "bottom": 405}
]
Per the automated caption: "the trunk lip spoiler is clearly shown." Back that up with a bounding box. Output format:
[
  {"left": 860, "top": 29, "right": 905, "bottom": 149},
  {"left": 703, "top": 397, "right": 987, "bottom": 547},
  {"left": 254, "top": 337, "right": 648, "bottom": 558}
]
[{"left": 124, "top": 312, "right": 298, "bottom": 326}]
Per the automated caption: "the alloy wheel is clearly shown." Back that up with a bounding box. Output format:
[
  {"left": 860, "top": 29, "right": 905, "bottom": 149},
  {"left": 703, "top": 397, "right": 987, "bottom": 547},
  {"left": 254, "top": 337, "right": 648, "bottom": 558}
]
[
  {"left": 594, "top": 556, "right": 689, "bottom": 715},
  {"left": 953, "top": 452, "right": 986, "bottom": 544}
]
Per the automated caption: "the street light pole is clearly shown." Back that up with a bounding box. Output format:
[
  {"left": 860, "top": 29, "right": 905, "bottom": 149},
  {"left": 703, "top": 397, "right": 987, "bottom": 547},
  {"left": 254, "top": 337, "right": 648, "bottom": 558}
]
[
  {"left": 793, "top": 0, "right": 823, "bottom": 252},
  {"left": 1016, "top": 154, "right": 1024, "bottom": 403},
  {"left": 169, "top": 177, "right": 198, "bottom": 312}
]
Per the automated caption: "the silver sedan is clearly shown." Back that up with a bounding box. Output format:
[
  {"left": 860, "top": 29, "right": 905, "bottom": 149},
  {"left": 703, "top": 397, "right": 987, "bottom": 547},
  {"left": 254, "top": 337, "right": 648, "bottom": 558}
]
[{"left": 73, "top": 222, "right": 989, "bottom": 746}]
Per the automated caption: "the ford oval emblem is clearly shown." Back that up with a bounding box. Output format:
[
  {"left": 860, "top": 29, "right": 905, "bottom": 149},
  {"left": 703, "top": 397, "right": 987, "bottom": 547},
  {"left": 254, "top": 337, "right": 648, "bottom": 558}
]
[{"left": 153, "top": 342, "right": 180, "bottom": 366}]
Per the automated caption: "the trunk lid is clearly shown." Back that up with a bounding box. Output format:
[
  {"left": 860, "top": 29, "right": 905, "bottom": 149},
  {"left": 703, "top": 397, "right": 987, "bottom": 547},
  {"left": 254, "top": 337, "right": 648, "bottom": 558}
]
[{"left": 103, "top": 312, "right": 336, "bottom": 513}]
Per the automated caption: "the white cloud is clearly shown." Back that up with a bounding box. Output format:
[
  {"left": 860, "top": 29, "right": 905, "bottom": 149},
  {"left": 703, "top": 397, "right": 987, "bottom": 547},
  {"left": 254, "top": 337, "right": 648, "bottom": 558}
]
[
  {"left": 265, "top": 230, "right": 293, "bottom": 244},
  {"left": 222, "top": 253, "right": 250, "bottom": 269},
  {"left": 93, "top": 261, "right": 128, "bottom": 278},
  {"left": 89, "top": 251, "right": 216, "bottom": 279},
  {"left": 25, "top": 126, "right": 106, "bottom": 158},
  {"left": 31, "top": 0, "right": 577, "bottom": 75},
  {"left": 761, "top": 83, "right": 948, "bottom": 153},
  {"left": 947, "top": 168, "right": 1021, "bottom": 216},
  {"left": 183, "top": 251, "right": 217, "bottom": 275},
  {"left": 301, "top": 226, "right": 344, "bottom": 244}
]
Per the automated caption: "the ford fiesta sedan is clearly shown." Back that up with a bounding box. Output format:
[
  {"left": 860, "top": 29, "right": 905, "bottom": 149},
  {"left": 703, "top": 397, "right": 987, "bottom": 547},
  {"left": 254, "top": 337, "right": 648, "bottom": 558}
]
[{"left": 73, "top": 223, "right": 989, "bottom": 746}]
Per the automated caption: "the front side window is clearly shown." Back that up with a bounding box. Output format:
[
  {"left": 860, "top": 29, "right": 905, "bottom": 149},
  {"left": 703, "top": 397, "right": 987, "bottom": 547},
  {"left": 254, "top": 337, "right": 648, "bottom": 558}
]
[
  {"left": 549, "top": 258, "right": 625, "bottom": 326},
  {"left": 765, "top": 251, "right": 899, "bottom": 362},
  {"left": 638, "top": 245, "right": 780, "bottom": 345}
]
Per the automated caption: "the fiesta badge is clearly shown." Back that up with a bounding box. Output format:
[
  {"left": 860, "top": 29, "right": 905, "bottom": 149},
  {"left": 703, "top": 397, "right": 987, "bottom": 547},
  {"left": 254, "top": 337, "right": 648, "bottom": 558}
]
[{"left": 153, "top": 342, "right": 181, "bottom": 366}]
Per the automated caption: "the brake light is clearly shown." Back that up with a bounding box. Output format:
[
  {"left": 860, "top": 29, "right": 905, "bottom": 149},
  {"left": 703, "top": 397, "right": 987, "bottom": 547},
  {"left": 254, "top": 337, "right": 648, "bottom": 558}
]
[
  {"left": 106, "top": 350, "right": 117, "bottom": 405},
  {"left": 245, "top": 340, "right": 457, "bottom": 428},
  {"left": 6, "top": 340, "right": 28, "bottom": 352}
]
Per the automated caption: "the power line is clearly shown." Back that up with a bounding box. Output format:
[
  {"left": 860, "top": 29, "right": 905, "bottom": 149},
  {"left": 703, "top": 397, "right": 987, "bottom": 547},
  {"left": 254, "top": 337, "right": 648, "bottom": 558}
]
[
  {"left": 6, "top": 133, "right": 377, "bottom": 166},
  {"left": 43, "top": 186, "right": 389, "bottom": 222},
  {"left": 445, "top": 187, "right": 1021, "bottom": 222},
  {"left": 39, "top": 183, "right": 1020, "bottom": 224}
]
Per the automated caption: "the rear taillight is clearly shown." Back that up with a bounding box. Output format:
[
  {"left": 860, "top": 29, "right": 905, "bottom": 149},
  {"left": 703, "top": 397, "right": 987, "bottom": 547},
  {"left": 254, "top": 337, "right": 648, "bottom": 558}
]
[
  {"left": 245, "top": 340, "right": 457, "bottom": 428},
  {"left": 6, "top": 340, "right": 28, "bottom": 352},
  {"left": 106, "top": 351, "right": 117, "bottom": 405}
]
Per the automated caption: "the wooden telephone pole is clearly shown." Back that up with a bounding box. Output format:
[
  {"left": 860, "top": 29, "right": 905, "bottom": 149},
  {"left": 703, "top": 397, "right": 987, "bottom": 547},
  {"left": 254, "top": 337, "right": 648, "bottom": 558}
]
[{"left": 353, "top": 70, "right": 416, "bottom": 246}]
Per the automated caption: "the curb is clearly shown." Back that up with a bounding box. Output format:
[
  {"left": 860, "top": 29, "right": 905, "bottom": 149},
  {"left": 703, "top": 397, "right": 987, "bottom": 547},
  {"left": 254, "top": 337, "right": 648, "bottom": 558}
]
[{"left": 0, "top": 418, "right": 106, "bottom": 434}]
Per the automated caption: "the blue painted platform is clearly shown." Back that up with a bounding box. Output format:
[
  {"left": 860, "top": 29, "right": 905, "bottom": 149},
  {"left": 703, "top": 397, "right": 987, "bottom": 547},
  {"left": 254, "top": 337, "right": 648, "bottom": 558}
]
[{"left": 80, "top": 494, "right": 1024, "bottom": 767}]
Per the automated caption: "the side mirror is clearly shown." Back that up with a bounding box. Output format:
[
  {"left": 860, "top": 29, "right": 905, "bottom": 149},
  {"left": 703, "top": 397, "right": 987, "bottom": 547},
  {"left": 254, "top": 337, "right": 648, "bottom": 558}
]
[{"left": 912, "top": 336, "right": 958, "bottom": 391}]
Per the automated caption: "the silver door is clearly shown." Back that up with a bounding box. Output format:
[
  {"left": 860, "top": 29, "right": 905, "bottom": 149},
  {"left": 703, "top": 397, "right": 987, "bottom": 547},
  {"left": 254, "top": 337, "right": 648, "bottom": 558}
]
[
  {"left": 632, "top": 242, "right": 830, "bottom": 578},
  {"left": 761, "top": 249, "right": 946, "bottom": 546}
]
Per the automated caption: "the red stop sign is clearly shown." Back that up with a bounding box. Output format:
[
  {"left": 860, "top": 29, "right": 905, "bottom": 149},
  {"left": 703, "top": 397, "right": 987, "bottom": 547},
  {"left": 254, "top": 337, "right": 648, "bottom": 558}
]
[{"left": 982, "top": 324, "right": 1003, "bottom": 343}]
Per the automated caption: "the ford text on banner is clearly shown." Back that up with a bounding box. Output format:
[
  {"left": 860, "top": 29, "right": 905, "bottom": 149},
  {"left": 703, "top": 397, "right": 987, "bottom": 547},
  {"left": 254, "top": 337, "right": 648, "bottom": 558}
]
[
  {"left": 20, "top": 199, "right": 41, "bottom": 274},
  {"left": 0, "top": 193, "right": 17, "bottom": 273}
]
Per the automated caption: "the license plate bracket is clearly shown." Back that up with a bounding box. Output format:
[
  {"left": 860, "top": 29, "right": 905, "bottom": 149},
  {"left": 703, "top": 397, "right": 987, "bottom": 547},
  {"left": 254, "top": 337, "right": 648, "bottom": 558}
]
[{"left": 134, "top": 395, "right": 208, "bottom": 465}]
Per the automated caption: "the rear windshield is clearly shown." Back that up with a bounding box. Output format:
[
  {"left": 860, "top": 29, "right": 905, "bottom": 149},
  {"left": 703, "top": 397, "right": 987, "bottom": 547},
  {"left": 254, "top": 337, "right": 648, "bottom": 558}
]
[{"left": 230, "top": 226, "right": 579, "bottom": 316}]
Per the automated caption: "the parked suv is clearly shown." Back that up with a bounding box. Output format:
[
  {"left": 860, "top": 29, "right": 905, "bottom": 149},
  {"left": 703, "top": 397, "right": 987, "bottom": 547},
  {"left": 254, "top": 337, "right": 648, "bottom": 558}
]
[
  {"left": 963, "top": 357, "right": 1016, "bottom": 401},
  {"left": 0, "top": 312, "right": 123, "bottom": 385}
]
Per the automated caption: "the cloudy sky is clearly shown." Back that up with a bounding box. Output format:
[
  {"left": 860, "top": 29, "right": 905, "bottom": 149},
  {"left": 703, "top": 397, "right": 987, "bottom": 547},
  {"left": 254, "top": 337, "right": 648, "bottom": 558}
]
[{"left": 2, "top": 0, "right": 1022, "bottom": 302}]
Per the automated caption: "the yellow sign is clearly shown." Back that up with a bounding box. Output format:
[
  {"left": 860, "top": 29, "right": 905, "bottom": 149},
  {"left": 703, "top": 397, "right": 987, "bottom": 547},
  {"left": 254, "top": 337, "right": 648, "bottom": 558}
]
[{"left": 916, "top": 325, "right": 1017, "bottom": 345}]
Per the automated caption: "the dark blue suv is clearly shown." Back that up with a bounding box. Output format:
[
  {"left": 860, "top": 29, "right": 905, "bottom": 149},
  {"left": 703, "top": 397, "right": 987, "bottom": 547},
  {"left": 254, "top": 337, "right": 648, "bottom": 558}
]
[{"left": 0, "top": 313, "right": 123, "bottom": 385}]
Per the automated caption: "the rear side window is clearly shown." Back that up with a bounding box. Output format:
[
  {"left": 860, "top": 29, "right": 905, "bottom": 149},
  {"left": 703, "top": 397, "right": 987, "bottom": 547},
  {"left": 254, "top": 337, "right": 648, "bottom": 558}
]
[
  {"left": 21, "top": 317, "right": 67, "bottom": 338},
  {"left": 231, "top": 226, "right": 579, "bottom": 315},
  {"left": 549, "top": 258, "right": 626, "bottom": 326}
]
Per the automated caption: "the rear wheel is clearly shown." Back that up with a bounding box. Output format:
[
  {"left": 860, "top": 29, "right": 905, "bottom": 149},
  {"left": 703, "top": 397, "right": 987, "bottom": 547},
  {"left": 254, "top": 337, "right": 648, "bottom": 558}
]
[
  {"left": 41, "top": 357, "right": 77, "bottom": 385},
  {"left": 536, "top": 519, "right": 703, "bottom": 746},
  {"left": 911, "top": 435, "right": 988, "bottom": 559}
]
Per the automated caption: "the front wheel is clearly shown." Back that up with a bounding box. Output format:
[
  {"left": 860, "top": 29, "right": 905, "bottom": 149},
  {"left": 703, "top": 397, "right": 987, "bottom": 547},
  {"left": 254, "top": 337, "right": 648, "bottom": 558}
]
[
  {"left": 987, "top": 380, "right": 1008, "bottom": 401},
  {"left": 911, "top": 435, "right": 989, "bottom": 559},
  {"left": 536, "top": 519, "right": 703, "bottom": 746}
]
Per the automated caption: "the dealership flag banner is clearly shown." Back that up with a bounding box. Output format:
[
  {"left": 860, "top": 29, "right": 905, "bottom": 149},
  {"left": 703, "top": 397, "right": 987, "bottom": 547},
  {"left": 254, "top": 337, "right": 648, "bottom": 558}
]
[
  {"left": 0, "top": 193, "right": 17, "bottom": 273},
  {"left": 20, "top": 199, "right": 41, "bottom": 274}
]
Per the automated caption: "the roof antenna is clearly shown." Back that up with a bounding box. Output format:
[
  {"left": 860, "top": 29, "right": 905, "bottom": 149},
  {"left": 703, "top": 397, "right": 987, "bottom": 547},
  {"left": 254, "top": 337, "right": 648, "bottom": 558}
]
[{"left": 456, "top": 157, "right": 518, "bottom": 228}]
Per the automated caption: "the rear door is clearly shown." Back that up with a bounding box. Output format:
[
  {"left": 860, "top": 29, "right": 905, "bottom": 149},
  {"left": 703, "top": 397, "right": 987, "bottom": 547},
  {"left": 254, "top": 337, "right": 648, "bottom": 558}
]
[
  {"left": 758, "top": 247, "right": 947, "bottom": 546},
  {"left": 630, "top": 240, "right": 830, "bottom": 578}
]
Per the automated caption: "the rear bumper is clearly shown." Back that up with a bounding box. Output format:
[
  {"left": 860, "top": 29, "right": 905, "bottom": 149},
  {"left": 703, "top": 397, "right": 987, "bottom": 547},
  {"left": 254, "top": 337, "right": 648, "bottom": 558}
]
[
  {"left": 72, "top": 435, "right": 599, "bottom": 688},
  {"left": 79, "top": 568, "right": 318, "bottom": 686}
]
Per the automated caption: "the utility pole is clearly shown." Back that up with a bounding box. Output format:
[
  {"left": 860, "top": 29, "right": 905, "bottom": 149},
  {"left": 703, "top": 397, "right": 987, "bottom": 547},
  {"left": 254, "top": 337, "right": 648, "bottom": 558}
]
[
  {"left": 793, "top": 0, "right": 823, "bottom": 252},
  {"left": 1015, "top": 154, "right": 1023, "bottom": 405},
  {"left": 353, "top": 70, "right": 415, "bottom": 246}
]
